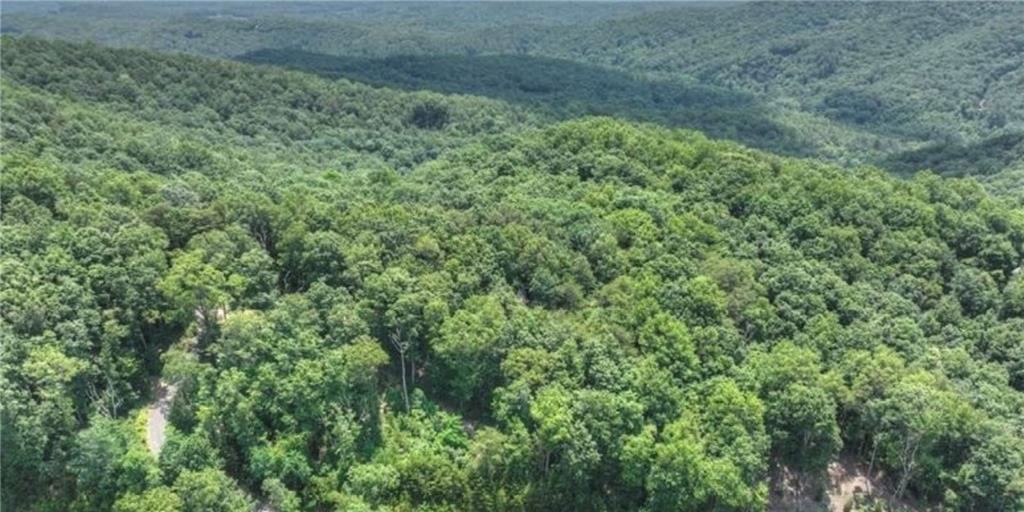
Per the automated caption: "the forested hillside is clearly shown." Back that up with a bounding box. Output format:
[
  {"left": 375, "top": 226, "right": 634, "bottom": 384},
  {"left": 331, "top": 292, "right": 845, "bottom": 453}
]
[
  {"left": 4, "top": 2, "right": 1024, "bottom": 185},
  {"left": 3, "top": 37, "right": 1024, "bottom": 512},
  {"left": 0, "top": 37, "right": 538, "bottom": 173}
]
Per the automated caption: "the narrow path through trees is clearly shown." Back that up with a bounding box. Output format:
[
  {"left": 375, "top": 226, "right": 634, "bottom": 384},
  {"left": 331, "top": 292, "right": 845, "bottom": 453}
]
[
  {"left": 145, "top": 378, "right": 178, "bottom": 455},
  {"left": 146, "top": 308, "right": 214, "bottom": 455}
]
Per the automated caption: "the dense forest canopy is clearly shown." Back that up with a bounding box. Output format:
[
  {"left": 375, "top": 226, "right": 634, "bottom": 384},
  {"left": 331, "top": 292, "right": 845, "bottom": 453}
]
[
  {"left": 4, "top": 1, "right": 1024, "bottom": 188},
  {"left": 2, "top": 4, "right": 1024, "bottom": 512}
]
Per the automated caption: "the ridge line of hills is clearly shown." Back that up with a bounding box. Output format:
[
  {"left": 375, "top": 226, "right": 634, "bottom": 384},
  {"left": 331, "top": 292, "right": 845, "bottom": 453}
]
[
  {"left": 4, "top": 1, "right": 1023, "bottom": 187},
  {"left": 3, "top": 35, "right": 1024, "bottom": 512}
]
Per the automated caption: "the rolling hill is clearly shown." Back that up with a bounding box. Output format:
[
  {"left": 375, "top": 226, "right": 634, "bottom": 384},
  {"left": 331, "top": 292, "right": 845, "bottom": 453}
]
[
  {"left": 3, "top": 37, "right": 1024, "bottom": 512},
  {"left": 4, "top": 1, "right": 1023, "bottom": 183}
]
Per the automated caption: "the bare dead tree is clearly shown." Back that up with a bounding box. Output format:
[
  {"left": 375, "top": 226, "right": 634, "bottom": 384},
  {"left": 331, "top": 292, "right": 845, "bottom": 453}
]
[
  {"left": 893, "top": 432, "right": 921, "bottom": 500},
  {"left": 86, "top": 375, "right": 124, "bottom": 418},
  {"left": 389, "top": 328, "right": 410, "bottom": 413}
]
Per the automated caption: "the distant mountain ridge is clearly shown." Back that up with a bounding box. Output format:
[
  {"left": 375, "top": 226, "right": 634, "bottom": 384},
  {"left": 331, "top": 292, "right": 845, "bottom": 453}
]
[{"left": 3, "top": 1, "right": 1023, "bottom": 187}]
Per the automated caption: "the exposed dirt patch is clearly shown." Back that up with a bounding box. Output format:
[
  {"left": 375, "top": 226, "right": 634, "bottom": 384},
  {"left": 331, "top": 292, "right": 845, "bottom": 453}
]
[
  {"left": 769, "top": 454, "right": 925, "bottom": 512},
  {"left": 826, "top": 456, "right": 874, "bottom": 512}
]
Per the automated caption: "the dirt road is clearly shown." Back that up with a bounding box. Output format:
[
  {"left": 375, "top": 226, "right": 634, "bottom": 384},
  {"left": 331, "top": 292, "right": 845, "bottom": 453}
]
[{"left": 146, "top": 377, "right": 178, "bottom": 455}]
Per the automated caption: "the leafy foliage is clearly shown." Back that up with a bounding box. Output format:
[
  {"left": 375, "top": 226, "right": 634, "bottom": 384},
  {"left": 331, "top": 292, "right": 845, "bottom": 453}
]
[
  {"left": 2, "top": 34, "right": 1024, "bottom": 512},
  {"left": 5, "top": 2, "right": 1023, "bottom": 181}
]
